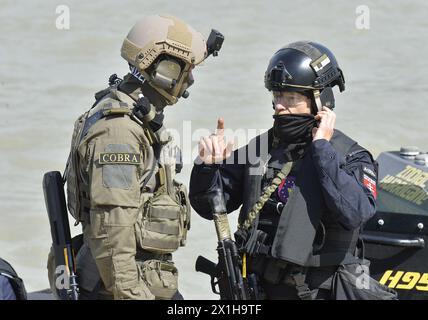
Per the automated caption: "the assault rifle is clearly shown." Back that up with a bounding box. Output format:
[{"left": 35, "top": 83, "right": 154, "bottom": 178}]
[{"left": 195, "top": 188, "right": 259, "bottom": 300}]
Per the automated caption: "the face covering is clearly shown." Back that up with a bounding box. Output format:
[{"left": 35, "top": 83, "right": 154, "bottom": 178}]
[{"left": 273, "top": 114, "right": 318, "bottom": 144}]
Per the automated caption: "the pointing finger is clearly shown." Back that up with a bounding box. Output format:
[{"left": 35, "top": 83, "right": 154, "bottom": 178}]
[{"left": 216, "top": 117, "right": 225, "bottom": 136}]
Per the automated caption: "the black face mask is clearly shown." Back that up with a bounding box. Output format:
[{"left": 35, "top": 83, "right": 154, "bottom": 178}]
[{"left": 273, "top": 114, "right": 318, "bottom": 144}]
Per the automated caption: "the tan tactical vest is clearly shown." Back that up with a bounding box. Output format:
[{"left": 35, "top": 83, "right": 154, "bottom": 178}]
[{"left": 65, "top": 86, "right": 191, "bottom": 254}]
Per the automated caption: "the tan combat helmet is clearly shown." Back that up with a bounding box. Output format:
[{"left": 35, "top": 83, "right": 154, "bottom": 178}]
[{"left": 121, "top": 14, "right": 223, "bottom": 105}]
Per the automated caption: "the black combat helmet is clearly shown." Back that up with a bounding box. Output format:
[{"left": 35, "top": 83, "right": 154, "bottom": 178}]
[{"left": 264, "top": 41, "right": 345, "bottom": 111}]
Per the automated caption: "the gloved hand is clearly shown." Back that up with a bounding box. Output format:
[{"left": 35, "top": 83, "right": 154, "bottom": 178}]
[
  {"left": 133, "top": 95, "right": 151, "bottom": 117},
  {"left": 133, "top": 95, "right": 164, "bottom": 132}
]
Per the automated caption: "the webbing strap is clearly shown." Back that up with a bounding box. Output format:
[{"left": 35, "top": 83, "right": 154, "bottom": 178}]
[
  {"left": 146, "top": 222, "right": 179, "bottom": 235},
  {"left": 79, "top": 109, "right": 105, "bottom": 143},
  {"left": 150, "top": 210, "right": 179, "bottom": 220},
  {"left": 239, "top": 162, "right": 293, "bottom": 230},
  {"left": 292, "top": 273, "right": 313, "bottom": 300},
  {"left": 305, "top": 252, "right": 360, "bottom": 267},
  {"left": 142, "top": 238, "right": 179, "bottom": 250}
]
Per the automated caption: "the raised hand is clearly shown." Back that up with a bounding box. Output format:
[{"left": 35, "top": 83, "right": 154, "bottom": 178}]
[
  {"left": 198, "top": 117, "right": 234, "bottom": 164},
  {"left": 313, "top": 106, "right": 336, "bottom": 141}
]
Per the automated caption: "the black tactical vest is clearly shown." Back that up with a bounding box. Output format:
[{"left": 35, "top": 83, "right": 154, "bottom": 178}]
[
  {"left": 0, "top": 258, "right": 27, "bottom": 300},
  {"left": 239, "top": 129, "right": 368, "bottom": 267}
]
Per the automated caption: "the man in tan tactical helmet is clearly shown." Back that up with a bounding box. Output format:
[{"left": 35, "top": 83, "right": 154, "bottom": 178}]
[{"left": 47, "top": 15, "right": 224, "bottom": 300}]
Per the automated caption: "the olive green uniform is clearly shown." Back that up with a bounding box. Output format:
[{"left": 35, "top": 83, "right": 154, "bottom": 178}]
[
  {"left": 47, "top": 14, "right": 218, "bottom": 300},
  {"left": 62, "top": 77, "right": 190, "bottom": 300}
]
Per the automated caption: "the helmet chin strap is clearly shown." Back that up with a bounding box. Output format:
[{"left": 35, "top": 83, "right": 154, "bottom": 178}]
[
  {"left": 140, "top": 64, "right": 192, "bottom": 106},
  {"left": 313, "top": 89, "right": 323, "bottom": 112}
]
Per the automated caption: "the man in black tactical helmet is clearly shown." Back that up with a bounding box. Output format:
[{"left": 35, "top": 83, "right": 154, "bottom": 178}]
[{"left": 190, "top": 41, "right": 380, "bottom": 299}]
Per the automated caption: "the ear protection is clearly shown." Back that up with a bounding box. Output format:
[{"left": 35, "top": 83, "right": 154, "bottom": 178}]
[{"left": 151, "top": 58, "right": 182, "bottom": 90}]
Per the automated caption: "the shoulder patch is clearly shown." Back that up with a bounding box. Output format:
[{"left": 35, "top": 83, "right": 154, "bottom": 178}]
[
  {"left": 363, "top": 166, "right": 376, "bottom": 178},
  {"left": 362, "top": 173, "right": 377, "bottom": 199},
  {"left": 99, "top": 152, "right": 140, "bottom": 165}
]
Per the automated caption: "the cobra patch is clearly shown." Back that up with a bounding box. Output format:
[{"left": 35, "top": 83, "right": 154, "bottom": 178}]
[{"left": 99, "top": 152, "right": 140, "bottom": 165}]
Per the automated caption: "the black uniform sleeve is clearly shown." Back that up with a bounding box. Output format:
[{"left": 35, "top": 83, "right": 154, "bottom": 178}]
[
  {"left": 0, "top": 276, "right": 16, "bottom": 300},
  {"left": 311, "top": 139, "right": 377, "bottom": 230},
  {"left": 189, "top": 154, "right": 245, "bottom": 220}
]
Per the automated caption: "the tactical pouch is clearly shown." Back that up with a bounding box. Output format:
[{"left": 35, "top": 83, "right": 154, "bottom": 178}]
[
  {"left": 174, "top": 180, "right": 191, "bottom": 246},
  {"left": 135, "top": 166, "right": 190, "bottom": 253},
  {"left": 66, "top": 112, "right": 89, "bottom": 222},
  {"left": 139, "top": 259, "right": 178, "bottom": 300},
  {"left": 332, "top": 261, "right": 398, "bottom": 300}
]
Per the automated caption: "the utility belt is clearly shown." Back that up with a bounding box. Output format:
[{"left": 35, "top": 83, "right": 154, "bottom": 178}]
[
  {"left": 241, "top": 225, "right": 364, "bottom": 300},
  {"left": 248, "top": 255, "right": 335, "bottom": 300},
  {"left": 252, "top": 255, "right": 338, "bottom": 284},
  {"left": 251, "top": 255, "right": 398, "bottom": 301},
  {"left": 243, "top": 227, "right": 361, "bottom": 266}
]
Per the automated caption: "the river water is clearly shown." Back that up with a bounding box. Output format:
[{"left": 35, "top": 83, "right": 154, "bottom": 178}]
[{"left": 0, "top": 0, "right": 427, "bottom": 299}]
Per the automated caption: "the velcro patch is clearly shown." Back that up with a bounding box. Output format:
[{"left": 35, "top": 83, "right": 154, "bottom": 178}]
[
  {"left": 363, "top": 166, "right": 376, "bottom": 179},
  {"left": 99, "top": 153, "right": 140, "bottom": 165},
  {"left": 363, "top": 173, "right": 377, "bottom": 199}
]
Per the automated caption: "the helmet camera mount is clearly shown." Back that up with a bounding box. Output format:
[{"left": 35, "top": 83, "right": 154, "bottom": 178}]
[{"left": 206, "top": 29, "right": 225, "bottom": 57}]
